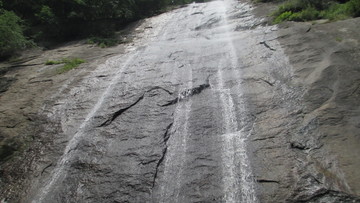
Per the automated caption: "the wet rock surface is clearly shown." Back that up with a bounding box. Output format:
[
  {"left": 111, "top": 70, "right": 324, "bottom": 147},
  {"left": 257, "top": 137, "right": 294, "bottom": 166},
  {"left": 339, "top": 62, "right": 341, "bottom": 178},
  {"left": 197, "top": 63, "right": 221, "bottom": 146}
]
[
  {"left": 0, "top": 0, "right": 360, "bottom": 202},
  {"left": 266, "top": 18, "right": 360, "bottom": 202}
]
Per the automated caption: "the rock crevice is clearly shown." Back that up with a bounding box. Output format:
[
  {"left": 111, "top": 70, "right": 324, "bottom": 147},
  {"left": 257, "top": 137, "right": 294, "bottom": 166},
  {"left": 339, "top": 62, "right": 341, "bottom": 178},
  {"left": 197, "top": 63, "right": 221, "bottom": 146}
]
[
  {"left": 152, "top": 122, "right": 173, "bottom": 189},
  {"left": 98, "top": 94, "right": 145, "bottom": 127}
]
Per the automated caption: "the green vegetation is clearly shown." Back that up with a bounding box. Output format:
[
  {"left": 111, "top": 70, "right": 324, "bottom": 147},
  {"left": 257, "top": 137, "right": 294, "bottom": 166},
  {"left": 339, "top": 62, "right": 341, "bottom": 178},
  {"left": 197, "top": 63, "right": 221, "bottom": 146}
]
[
  {"left": 272, "top": 0, "right": 360, "bottom": 23},
  {"left": 0, "top": 0, "right": 205, "bottom": 59},
  {"left": 59, "top": 58, "right": 85, "bottom": 73},
  {"left": 45, "top": 60, "right": 63, "bottom": 65},
  {"left": 0, "top": 8, "right": 32, "bottom": 58},
  {"left": 45, "top": 58, "right": 85, "bottom": 73}
]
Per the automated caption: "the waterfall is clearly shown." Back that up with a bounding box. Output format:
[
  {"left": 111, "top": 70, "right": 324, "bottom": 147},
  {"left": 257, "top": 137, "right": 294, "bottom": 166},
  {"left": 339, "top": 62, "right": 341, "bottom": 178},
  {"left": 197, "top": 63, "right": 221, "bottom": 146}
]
[{"left": 216, "top": 0, "right": 258, "bottom": 202}]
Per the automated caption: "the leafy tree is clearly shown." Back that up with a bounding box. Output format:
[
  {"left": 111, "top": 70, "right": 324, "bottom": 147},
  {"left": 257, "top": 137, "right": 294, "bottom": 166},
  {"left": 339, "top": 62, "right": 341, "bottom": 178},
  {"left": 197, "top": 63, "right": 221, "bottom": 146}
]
[
  {"left": 0, "top": 9, "right": 30, "bottom": 58},
  {"left": 35, "top": 5, "right": 56, "bottom": 24}
]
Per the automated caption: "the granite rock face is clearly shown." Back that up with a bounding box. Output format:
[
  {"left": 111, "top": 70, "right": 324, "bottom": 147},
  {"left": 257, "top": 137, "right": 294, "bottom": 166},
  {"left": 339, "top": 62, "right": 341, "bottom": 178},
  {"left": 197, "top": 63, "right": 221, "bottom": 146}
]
[
  {"left": 254, "top": 19, "right": 360, "bottom": 202},
  {"left": 1, "top": 1, "right": 360, "bottom": 202}
]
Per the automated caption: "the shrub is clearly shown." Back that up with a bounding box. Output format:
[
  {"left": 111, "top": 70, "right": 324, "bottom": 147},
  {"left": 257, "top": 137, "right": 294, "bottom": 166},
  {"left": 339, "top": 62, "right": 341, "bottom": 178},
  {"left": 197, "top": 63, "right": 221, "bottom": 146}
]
[
  {"left": 347, "top": 0, "right": 360, "bottom": 16},
  {"left": 0, "top": 10, "right": 30, "bottom": 58},
  {"left": 274, "top": 11, "right": 293, "bottom": 23},
  {"left": 35, "top": 5, "right": 56, "bottom": 24},
  {"left": 289, "top": 6, "right": 320, "bottom": 21},
  {"left": 321, "top": 2, "right": 350, "bottom": 19},
  {"left": 273, "top": 0, "right": 307, "bottom": 16},
  {"left": 320, "top": 0, "right": 360, "bottom": 20},
  {"left": 273, "top": 0, "right": 360, "bottom": 23}
]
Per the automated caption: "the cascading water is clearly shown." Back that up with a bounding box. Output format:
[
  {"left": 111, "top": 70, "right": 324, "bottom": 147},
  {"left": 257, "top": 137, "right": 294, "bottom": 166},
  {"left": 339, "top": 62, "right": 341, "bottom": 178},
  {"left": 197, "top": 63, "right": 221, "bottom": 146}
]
[
  {"left": 215, "top": 1, "right": 258, "bottom": 202},
  {"left": 2, "top": 0, "right": 357, "bottom": 201},
  {"left": 31, "top": 9, "right": 175, "bottom": 203},
  {"left": 30, "top": 0, "right": 261, "bottom": 202},
  {"left": 159, "top": 68, "right": 193, "bottom": 202},
  {"left": 215, "top": 56, "right": 258, "bottom": 202},
  {"left": 157, "top": 0, "right": 258, "bottom": 202}
]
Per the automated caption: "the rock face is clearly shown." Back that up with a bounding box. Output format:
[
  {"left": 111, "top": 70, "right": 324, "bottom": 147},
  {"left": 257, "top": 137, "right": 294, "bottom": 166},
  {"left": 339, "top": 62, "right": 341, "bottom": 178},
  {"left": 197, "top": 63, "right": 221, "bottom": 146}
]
[
  {"left": 252, "top": 19, "right": 360, "bottom": 202},
  {"left": 1, "top": 0, "right": 360, "bottom": 202}
]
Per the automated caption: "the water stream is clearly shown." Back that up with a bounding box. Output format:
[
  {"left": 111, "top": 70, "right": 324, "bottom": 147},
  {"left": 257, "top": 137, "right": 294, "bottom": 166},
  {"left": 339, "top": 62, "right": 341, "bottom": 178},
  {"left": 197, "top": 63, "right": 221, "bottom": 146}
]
[
  {"left": 32, "top": 52, "right": 141, "bottom": 203},
  {"left": 216, "top": 1, "right": 258, "bottom": 202},
  {"left": 31, "top": 0, "right": 261, "bottom": 202},
  {"left": 160, "top": 67, "right": 193, "bottom": 202}
]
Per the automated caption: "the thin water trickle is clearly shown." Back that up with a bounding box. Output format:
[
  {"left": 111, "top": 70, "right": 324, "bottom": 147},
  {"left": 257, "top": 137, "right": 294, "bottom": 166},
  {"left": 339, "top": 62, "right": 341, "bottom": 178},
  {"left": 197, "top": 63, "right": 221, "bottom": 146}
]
[
  {"left": 33, "top": 52, "right": 139, "bottom": 203},
  {"left": 214, "top": 55, "right": 257, "bottom": 202},
  {"left": 160, "top": 66, "right": 193, "bottom": 203},
  {"left": 157, "top": 5, "right": 203, "bottom": 202},
  {"left": 215, "top": 0, "right": 258, "bottom": 202}
]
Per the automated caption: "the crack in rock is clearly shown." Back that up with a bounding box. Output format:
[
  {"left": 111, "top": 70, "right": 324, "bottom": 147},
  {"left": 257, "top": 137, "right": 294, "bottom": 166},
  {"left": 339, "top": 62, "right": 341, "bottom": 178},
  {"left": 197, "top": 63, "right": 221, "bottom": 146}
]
[
  {"left": 350, "top": 84, "right": 360, "bottom": 96},
  {"left": 256, "top": 179, "right": 280, "bottom": 184},
  {"left": 152, "top": 123, "right": 173, "bottom": 188},
  {"left": 168, "top": 51, "right": 184, "bottom": 59},
  {"left": 96, "top": 75, "right": 108, "bottom": 78},
  {"left": 260, "top": 78, "right": 275, "bottom": 86},
  {"left": 241, "top": 77, "right": 275, "bottom": 87},
  {"left": 98, "top": 86, "right": 172, "bottom": 127},
  {"left": 160, "top": 98, "right": 178, "bottom": 107},
  {"left": 161, "top": 81, "right": 210, "bottom": 107},
  {"left": 41, "top": 163, "right": 53, "bottom": 176},
  {"left": 99, "top": 94, "right": 145, "bottom": 127},
  {"left": 192, "top": 12, "right": 204, "bottom": 15},
  {"left": 290, "top": 188, "right": 360, "bottom": 203},
  {"left": 252, "top": 136, "right": 276, "bottom": 142},
  {"left": 147, "top": 86, "right": 173, "bottom": 95},
  {"left": 140, "top": 159, "right": 158, "bottom": 166},
  {"left": 290, "top": 141, "right": 309, "bottom": 150},
  {"left": 306, "top": 26, "right": 312, "bottom": 33},
  {"left": 260, "top": 41, "right": 276, "bottom": 51},
  {"left": 28, "top": 79, "right": 53, "bottom": 84}
]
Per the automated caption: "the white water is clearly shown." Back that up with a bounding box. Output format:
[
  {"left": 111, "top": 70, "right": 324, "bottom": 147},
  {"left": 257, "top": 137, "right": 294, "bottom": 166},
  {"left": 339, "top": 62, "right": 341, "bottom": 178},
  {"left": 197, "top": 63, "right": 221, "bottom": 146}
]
[
  {"left": 31, "top": 8, "right": 179, "bottom": 202},
  {"left": 33, "top": 0, "right": 259, "bottom": 201},
  {"left": 215, "top": 60, "right": 257, "bottom": 202},
  {"left": 215, "top": 0, "right": 258, "bottom": 202},
  {"left": 160, "top": 65, "right": 193, "bottom": 203},
  {"left": 33, "top": 52, "right": 139, "bottom": 203},
  {"left": 158, "top": 5, "right": 199, "bottom": 202}
]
